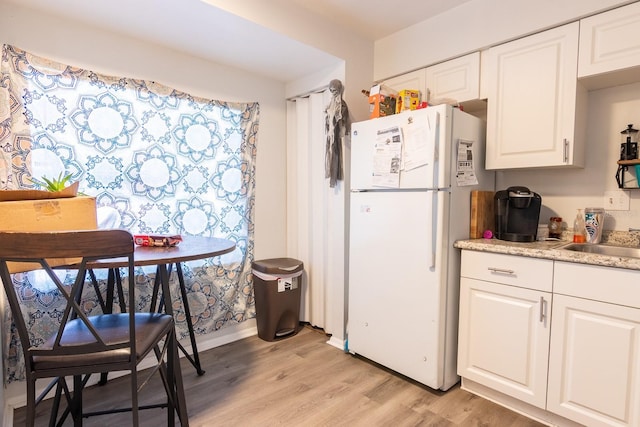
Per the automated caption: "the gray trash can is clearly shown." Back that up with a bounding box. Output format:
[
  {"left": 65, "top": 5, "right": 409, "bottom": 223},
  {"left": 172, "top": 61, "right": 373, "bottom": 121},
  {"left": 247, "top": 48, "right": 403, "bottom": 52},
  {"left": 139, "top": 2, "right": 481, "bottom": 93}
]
[{"left": 252, "top": 258, "right": 304, "bottom": 342}]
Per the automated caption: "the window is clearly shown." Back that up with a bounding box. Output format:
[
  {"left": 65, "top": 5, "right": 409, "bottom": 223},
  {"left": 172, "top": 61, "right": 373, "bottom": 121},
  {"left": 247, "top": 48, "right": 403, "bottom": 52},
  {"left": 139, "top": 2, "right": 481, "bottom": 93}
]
[{"left": 0, "top": 44, "right": 259, "bottom": 383}]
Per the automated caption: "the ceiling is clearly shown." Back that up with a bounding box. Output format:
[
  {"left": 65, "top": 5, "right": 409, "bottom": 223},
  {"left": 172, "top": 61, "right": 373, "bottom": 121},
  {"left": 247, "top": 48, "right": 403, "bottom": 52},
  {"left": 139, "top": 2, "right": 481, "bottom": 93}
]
[
  {"left": 5, "top": 0, "right": 472, "bottom": 82},
  {"left": 278, "top": 0, "right": 473, "bottom": 41}
]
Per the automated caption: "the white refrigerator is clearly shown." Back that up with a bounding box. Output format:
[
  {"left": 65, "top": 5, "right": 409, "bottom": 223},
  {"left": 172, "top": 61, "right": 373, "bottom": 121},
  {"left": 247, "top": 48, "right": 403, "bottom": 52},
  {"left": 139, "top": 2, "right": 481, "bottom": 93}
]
[{"left": 347, "top": 104, "right": 494, "bottom": 391}]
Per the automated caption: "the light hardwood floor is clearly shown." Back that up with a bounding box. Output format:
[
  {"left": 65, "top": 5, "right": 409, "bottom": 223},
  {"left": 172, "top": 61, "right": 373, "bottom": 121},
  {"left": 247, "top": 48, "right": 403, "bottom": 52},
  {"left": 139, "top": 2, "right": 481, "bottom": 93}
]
[{"left": 14, "top": 325, "right": 545, "bottom": 426}]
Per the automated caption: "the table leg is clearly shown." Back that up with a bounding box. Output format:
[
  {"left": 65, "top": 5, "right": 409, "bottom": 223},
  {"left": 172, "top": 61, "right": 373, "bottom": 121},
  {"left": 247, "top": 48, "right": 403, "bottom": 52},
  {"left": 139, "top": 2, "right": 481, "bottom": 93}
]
[
  {"left": 87, "top": 269, "right": 107, "bottom": 313},
  {"left": 151, "top": 269, "right": 162, "bottom": 313},
  {"left": 175, "top": 262, "right": 205, "bottom": 375},
  {"left": 105, "top": 268, "right": 116, "bottom": 313},
  {"left": 154, "top": 263, "right": 205, "bottom": 376},
  {"left": 114, "top": 268, "right": 127, "bottom": 313}
]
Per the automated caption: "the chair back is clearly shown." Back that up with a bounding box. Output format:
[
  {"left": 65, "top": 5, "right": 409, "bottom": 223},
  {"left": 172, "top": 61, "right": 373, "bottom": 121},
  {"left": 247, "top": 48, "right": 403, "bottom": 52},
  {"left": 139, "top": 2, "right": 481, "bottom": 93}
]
[{"left": 0, "top": 229, "right": 136, "bottom": 373}]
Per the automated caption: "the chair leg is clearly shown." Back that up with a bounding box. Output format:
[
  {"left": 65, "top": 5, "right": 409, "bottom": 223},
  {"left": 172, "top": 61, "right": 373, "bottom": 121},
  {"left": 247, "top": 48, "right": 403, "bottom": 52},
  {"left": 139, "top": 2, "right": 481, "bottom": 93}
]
[
  {"left": 48, "top": 381, "right": 62, "bottom": 427},
  {"left": 167, "top": 329, "right": 176, "bottom": 427},
  {"left": 131, "top": 366, "right": 140, "bottom": 426},
  {"left": 72, "top": 375, "right": 82, "bottom": 427},
  {"left": 26, "top": 378, "right": 36, "bottom": 427}
]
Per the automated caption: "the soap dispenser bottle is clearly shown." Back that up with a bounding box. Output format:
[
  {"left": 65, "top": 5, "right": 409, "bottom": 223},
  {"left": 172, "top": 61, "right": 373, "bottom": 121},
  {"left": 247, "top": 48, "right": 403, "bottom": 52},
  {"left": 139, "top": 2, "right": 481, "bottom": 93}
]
[{"left": 573, "top": 209, "right": 586, "bottom": 243}]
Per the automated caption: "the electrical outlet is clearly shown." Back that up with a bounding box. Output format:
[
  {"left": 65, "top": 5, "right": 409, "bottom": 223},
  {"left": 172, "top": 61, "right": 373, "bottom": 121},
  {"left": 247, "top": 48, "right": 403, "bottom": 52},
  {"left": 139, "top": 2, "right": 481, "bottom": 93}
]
[{"left": 604, "top": 190, "right": 630, "bottom": 211}]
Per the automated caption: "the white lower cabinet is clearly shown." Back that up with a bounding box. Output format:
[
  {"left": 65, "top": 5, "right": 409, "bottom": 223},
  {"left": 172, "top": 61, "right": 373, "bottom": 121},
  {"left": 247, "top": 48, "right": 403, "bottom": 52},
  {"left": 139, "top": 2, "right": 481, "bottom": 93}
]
[
  {"left": 459, "top": 251, "right": 640, "bottom": 427},
  {"left": 458, "top": 278, "right": 551, "bottom": 408},
  {"left": 458, "top": 251, "right": 552, "bottom": 408},
  {"left": 548, "top": 262, "right": 640, "bottom": 427}
]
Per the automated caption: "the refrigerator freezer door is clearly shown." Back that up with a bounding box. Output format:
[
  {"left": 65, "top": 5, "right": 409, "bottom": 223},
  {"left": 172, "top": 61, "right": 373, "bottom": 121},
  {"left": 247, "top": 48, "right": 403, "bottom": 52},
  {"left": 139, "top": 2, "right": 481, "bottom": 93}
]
[
  {"left": 348, "top": 190, "right": 446, "bottom": 389},
  {"left": 350, "top": 108, "right": 439, "bottom": 190}
]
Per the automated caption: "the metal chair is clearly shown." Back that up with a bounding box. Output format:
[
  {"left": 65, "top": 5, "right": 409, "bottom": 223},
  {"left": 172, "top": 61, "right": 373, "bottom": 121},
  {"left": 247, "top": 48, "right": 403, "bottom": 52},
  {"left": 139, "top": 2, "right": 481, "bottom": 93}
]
[{"left": 0, "top": 229, "right": 189, "bottom": 426}]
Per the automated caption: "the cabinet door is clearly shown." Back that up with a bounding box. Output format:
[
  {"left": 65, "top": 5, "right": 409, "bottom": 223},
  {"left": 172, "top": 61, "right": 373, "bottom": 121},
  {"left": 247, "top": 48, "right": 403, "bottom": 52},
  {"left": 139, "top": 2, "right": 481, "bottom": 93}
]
[
  {"left": 382, "top": 68, "right": 427, "bottom": 103},
  {"left": 486, "top": 22, "right": 585, "bottom": 169},
  {"left": 426, "top": 52, "right": 480, "bottom": 104},
  {"left": 458, "top": 277, "right": 551, "bottom": 408},
  {"left": 579, "top": 1, "right": 640, "bottom": 88},
  {"left": 548, "top": 295, "right": 640, "bottom": 427}
]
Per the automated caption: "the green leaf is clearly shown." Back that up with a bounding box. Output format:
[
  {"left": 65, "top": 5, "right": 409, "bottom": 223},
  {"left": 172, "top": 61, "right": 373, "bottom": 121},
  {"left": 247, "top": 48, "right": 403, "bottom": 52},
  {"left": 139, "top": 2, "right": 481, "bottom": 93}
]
[{"left": 31, "top": 172, "right": 75, "bottom": 192}]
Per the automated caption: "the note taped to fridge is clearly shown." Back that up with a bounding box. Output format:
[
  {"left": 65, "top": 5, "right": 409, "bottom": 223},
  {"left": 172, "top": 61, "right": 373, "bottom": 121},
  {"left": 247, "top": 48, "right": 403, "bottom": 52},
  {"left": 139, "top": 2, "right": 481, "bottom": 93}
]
[
  {"left": 402, "top": 118, "right": 432, "bottom": 171},
  {"left": 456, "top": 139, "right": 478, "bottom": 186},
  {"left": 372, "top": 126, "right": 402, "bottom": 187}
]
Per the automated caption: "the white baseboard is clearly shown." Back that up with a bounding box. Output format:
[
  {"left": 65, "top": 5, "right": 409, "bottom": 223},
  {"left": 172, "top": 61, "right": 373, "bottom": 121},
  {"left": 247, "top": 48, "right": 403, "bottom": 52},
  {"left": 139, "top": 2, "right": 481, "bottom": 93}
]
[
  {"left": 460, "top": 378, "right": 583, "bottom": 427},
  {"left": 326, "top": 335, "right": 346, "bottom": 351},
  {"left": 2, "top": 320, "right": 258, "bottom": 427}
]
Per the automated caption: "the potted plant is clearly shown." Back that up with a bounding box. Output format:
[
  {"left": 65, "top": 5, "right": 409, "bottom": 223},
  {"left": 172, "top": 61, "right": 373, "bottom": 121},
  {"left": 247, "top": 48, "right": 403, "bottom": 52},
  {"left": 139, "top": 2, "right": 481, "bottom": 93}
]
[{"left": 31, "top": 172, "right": 79, "bottom": 197}]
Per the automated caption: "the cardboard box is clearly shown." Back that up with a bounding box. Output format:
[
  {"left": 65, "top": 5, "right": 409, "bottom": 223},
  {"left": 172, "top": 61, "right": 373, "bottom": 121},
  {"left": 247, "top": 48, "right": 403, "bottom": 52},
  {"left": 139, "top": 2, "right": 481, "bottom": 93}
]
[
  {"left": 0, "top": 196, "right": 98, "bottom": 273},
  {"left": 369, "top": 84, "right": 398, "bottom": 119},
  {"left": 395, "top": 89, "right": 421, "bottom": 113}
]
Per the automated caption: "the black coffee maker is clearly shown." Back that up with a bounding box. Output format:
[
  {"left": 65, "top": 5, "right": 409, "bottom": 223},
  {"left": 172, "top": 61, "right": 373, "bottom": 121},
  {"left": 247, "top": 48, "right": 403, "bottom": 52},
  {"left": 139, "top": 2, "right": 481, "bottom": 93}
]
[{"left": 494, "top": 186, "right": 542, "bottom": 242}]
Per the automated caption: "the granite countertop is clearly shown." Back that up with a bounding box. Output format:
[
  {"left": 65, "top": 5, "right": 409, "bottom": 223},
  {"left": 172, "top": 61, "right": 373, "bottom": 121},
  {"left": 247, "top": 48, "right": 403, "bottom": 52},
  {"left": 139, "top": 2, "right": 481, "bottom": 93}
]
[{"left": 454, "top": 230, "right": 640, "bottom": 271}]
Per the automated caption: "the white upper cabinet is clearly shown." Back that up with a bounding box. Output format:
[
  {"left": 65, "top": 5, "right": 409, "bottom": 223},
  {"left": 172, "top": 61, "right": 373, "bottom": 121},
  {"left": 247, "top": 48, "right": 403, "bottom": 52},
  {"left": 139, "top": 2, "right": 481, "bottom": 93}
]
[
  {"left": 486, "top": 22, "right": 587, "bottom": 170},
  {"left": 579, "top": 1, "right": 640, "bottom": 89},
  {"left": 381, "top": 69, "right": 427, "bottom": 102},
  {"left": 479, "top": 49, "right": 490, "bottom": 100},
  {"left": 426, "top": 52, "right": 480, "bottom": 104},
  {"left": 382, "top": 53, "right": 482, "bottom": 108}
]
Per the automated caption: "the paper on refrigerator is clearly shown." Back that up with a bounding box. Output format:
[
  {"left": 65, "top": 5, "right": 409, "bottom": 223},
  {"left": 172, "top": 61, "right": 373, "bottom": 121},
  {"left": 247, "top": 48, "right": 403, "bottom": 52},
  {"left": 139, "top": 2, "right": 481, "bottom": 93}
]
[
  {"left": 402, "top": 117, "right": 433, "bottom": 172},
  {"left": 456, "top": 138, "right": 478, "bottom": 186},
  {"left": 372, "top": 126, "right": 402, "bottom": 187}
]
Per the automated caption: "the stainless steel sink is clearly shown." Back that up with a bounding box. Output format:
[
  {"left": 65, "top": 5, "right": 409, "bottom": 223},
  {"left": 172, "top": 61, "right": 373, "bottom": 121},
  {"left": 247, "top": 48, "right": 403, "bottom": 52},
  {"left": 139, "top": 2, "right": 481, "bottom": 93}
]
[{"left": 559, "top": 243, "right": 640, "bottom": 259}]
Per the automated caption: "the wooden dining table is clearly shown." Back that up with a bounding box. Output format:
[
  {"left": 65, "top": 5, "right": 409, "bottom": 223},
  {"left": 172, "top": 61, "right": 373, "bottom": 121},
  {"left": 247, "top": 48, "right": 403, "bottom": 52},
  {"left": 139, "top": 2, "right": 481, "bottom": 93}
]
[{"left": 88, "top": 235, "right": 236, "bottom": 376}]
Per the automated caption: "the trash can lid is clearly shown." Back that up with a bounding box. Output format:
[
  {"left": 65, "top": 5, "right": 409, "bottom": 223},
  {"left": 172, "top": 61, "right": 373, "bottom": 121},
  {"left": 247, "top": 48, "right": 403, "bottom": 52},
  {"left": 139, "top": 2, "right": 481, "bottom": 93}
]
[{"left": 252, "top": 257, "right": 304, "bottom": 275}]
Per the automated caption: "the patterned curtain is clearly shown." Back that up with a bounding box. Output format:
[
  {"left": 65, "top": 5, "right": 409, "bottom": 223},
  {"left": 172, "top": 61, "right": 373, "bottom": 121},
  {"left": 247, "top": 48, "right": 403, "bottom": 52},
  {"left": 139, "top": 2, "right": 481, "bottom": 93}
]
[{"left": 0, "top": 45, "right": 258, "bottom": 383}]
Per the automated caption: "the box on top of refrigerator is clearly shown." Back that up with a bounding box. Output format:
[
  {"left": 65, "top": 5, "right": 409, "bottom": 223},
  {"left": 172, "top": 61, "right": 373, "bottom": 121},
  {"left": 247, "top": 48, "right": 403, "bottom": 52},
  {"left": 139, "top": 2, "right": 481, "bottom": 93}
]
[
  {"left": 395, "top": 89, "right": 421, "bottom": 113},
  {"left": 369, "top": 84, "right": 398, "bottom": 119}
]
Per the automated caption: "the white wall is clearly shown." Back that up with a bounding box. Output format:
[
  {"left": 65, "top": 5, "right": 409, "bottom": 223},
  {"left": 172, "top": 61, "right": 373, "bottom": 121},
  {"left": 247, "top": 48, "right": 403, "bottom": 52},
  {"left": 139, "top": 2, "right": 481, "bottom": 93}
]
[
  {"left": 0, "top": 2, "right": 288, "bottom": 261},
  {"left": 203, "top": 0, "right": 374, "bottom": 122}
]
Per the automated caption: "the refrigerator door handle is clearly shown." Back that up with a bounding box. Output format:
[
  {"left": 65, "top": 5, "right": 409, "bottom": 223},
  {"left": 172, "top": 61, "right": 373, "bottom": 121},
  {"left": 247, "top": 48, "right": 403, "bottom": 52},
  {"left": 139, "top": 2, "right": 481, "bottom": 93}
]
[
  {"left": 430, "top": 190, "right": 438, "bottom": 270},
  {"left": 432, "top": 112, "right": 440, "bottom": 189}
]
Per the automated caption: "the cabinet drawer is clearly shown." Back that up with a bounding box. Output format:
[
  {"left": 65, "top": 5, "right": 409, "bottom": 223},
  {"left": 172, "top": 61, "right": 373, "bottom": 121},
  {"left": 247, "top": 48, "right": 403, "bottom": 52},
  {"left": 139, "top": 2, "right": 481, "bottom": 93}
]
[
  {"left": 461, "top": 250, "right": 553, "bottom": 292},
  {"left": 554, "top": 261, "right": 640, "bottom": 308}
]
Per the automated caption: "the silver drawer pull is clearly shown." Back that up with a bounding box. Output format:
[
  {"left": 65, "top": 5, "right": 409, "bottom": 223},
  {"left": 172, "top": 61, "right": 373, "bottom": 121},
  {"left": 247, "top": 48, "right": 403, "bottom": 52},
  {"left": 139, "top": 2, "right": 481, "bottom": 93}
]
[{"left": 487, "top": 267, "right": 515, "bottom": 275}]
